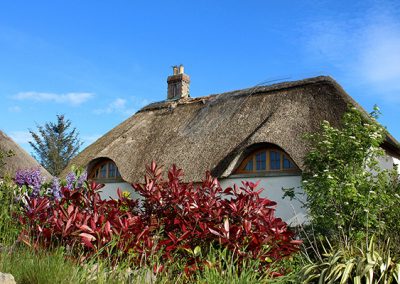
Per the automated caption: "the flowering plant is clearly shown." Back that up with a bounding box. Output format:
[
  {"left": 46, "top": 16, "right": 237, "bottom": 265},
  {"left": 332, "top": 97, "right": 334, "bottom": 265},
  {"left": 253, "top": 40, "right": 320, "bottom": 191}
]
[
  {"left": 302, "top": 106, "right": 400, "bottom": 245},
  {"left": 64, "top": 165, "right": 87, "bottom": 190},
  {"left": 14, "top": 167, "right": 88, "bottom": 202},
  {"left": 15, "top": 168, "right": 44, "bottom": 197},
  {"left": 18, "top": 162, "right": 301, "bottom": 275}
]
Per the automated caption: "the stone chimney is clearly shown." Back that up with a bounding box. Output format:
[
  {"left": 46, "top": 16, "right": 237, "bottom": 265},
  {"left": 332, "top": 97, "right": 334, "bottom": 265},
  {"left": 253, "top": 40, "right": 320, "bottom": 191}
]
[{"left": 167, "top": 65, "right": 190, "bottom": 100}]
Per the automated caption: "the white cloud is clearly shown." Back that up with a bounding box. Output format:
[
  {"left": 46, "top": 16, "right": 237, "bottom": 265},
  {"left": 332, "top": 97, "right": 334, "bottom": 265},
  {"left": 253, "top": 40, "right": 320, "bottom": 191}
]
[
  {"left": 358, "top": 22, "right": 400, "bottom": 85},
  {"left": 9, "top": 130, "right": 32, "bottom": 145},
  {"left": 82, "top": 134, "right": 101, "bottom": 145},
  {"left": 111, "top": 98, "right": 127, "bottom": 109},
  {"left": 8, "top": 106, "right": 21, "bottom": 112},
  {"left": 94, "top": 98, "right": 128, "bottom": 114},
  {"left": 305, "top": 20, "right": 351, "bottom": 63},
  {"left": 94, "top": 97, "right": 150, "bottom": 116},
  {"left": 13, "top": 91, "right": 94, "bottom": 106},
  {"left": 303, "top": 4, "right": 400, "bottom": 103}
]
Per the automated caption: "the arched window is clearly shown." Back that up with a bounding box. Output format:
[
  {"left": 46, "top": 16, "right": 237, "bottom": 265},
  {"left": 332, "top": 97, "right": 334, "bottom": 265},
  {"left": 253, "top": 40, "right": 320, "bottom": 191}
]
[
  {"left": 89, "top": 160, "right": 123, "bottom": 182},
  {"left": 235, "top": 147, "right": 299, "bottom": 174}
]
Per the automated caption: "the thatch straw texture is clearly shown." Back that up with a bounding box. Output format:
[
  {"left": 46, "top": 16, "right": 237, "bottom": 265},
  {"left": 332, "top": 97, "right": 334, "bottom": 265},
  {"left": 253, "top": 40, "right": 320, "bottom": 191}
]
[
  {"left": 63, "top": 76, "right": 400, "bottom": 183},
  {"left": 0, "top": 130, "right": 52, "bottom": 179}
]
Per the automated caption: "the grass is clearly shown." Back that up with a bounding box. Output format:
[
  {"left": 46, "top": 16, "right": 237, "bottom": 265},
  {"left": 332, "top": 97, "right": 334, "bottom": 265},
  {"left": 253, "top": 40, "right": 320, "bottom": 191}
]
[
  {"left": 0, "top": 178, "right": 20, "bottom": 246},
  {"left": 0, "top": 178, "right": 301, "bottom": 283},
  {"left": 0, "top": 247, "right": 81, "bottom": 284},
  {"left": 0, "top": 243, "right": 302, "bottom": 283},
  {"left": 194, "top": 248, "right": 267, "bottom": 284}
]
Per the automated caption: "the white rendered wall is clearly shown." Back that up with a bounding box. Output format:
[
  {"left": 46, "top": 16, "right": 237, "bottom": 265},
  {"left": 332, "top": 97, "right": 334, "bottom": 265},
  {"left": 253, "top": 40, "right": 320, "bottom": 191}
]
[
  {"left": 378, "top": 155, "right": 395, "bottom": 171},
  {"left": 99, "top": 178, "right": 305, "bottom": 225},
  {"left": 98, "top": 182, "right": 141, "bottom": 200},
  {"left": 393, "top": 157, "right": 400, "bottom": 175},
  {"left": 219, "top": 175, "right": 305, "bottom": 226},
  {"left": 218, "top": 154, "right": 398, "bottom": 226},
  {"left": 97, "top": 154, "right": 399, "bottom": 222},
  {"left": 377, "top": 154, "right": 400, "bottom": 175}
]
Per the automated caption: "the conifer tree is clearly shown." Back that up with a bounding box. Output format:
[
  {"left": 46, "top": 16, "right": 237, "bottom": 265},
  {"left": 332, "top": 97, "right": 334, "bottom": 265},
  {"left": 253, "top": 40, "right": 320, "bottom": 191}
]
[{"left": 29, "top": 115, "right": 82, "bottom": 176}]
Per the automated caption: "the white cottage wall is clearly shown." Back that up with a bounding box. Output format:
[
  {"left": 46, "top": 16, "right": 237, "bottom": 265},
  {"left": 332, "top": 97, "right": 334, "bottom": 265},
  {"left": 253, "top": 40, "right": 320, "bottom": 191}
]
[
  {"left": 219, "top": 176, "right": 305, "bottom": 226},
  {"left": 98, "top": 182, "right": 140, "bottom": 200},
  {"left": 377, "top": 154, "right": 400, "bottom": 175},
  {"left": 393, "top": 157, "right": 400, "bottom": 175},
  {"left": 377, "top": 154, "right": 399, "bottom": 171},
  {"left": 97, "top": 177, "right": 306, "bottom": 225},
  {"left": 96, "top": 154, "right": 398, "bottom": 224}
]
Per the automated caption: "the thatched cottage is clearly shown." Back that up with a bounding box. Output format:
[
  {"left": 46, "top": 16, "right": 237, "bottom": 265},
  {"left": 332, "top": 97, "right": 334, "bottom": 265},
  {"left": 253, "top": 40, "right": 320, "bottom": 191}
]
[
  {"left": 64, "top": 66, "right": 400, "bottom": 225},
  {"left": 0, "top": 130, "right": 51, "bottom": 179}
]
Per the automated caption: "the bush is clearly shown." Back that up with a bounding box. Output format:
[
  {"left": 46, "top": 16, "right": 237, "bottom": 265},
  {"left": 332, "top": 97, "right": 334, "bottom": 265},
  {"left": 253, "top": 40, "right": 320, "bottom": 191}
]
[
  {"left": 0, "top": 178, "right": 20, "bottom": 245},
  {"left": 18, "top": 162, "right": 301, "bottom": 275},
  {"left": 302, "top": 106, "right": 400, "bottom": 245},
  {"left": 300, "top": 236, "right": 400, "bottom": 283}
]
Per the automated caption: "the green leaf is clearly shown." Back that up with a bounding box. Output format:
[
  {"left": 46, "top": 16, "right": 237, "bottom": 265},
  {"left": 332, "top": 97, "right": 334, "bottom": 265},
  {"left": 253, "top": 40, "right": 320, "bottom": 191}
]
[
  {"left": 340, "top": 261, "right": 355, "bottom": 284},
  {"left": 194, "top": 246, "right": 201, "bottom": 257}
]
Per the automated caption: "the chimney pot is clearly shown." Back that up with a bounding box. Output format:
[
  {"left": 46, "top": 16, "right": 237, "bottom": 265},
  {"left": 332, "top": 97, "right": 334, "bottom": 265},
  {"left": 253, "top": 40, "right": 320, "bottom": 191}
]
[
  {"left": 172, "top": 66, "right": 178, "bottom": 75},
  {"left": 167, "top": 65, "right": 190, "bottom": 100}
]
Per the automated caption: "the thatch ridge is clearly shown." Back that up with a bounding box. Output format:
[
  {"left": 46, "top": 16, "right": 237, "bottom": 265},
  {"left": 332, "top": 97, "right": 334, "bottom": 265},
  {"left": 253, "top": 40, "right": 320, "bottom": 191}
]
[
  {"left": 140, "top": 76, "right": 364, "bottom": 112},
  {"left": 62, "top": 76, "right": 400, "bottom": 183},
  {"left": 0, "top": 130, "right": 52, "bottom": 179}
]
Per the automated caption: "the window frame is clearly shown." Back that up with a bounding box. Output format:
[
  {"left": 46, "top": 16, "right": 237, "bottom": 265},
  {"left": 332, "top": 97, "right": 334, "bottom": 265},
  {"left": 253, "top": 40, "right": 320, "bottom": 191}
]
[
  {"left": 235, "top": 148, "right": 300, "bottom": 175},
  {"left": 89, "top": 160, "right": 123, "bottom": 183}
]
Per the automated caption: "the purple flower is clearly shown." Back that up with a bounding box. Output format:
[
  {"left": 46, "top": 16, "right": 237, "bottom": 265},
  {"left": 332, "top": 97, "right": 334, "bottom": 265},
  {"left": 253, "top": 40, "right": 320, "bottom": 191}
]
[
  {"left": 15, "top": 168, "right": 43, "bottom": 197},
  {"left": 65, "top": 170, "right": 87, "bottom": 190},
  {"left": 66, "top": 172, "right": 76, "bottom": 190},
  {"left": 14, "top": 172, "right": 25, "bottom": 187},
  {"left": 51, "top": 177, "right": 61, "bottom": 200},
  {"left": 76, "top": 170, "right": 87, "bottom": 188}
]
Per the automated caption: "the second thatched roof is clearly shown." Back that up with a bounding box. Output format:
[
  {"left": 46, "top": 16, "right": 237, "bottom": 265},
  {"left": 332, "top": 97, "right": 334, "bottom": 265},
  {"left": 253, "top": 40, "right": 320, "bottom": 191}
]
[{"left": 0, "top": 130, "right": 52, "bottom": 180}]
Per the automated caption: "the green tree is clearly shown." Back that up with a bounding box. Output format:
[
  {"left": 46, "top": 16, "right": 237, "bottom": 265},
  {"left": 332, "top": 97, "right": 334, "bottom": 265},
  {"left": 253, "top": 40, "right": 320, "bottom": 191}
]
[
  {"left": 29, "top": 115, "right": 82, "bottom": 176},
  {"left": 302, "top": 106, "right": 400, "bottom": 245}
]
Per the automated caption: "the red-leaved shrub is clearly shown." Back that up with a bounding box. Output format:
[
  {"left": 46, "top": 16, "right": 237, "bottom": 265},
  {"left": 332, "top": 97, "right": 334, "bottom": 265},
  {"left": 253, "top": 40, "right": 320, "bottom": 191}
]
[{"left": 18, "top": 162, "right": 301, "bottom": 271}]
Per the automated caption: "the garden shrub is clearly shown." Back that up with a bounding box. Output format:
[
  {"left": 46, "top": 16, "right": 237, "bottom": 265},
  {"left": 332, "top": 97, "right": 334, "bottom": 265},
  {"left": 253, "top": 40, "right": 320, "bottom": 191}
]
[
  {"left": 302, "top": 106, "right": 400, "bottom": 246},
  {"left": 0, "top": 178, "right": 20, "bottom": 245},
  {"left": 17, "top": 162, "right": 301, "bottom": 275},
  {"left": 0, "top": 149, "right": 18, "bottom": 244},
  {"left": 300, "top": 236, "right": 400, "bottom": 283}
]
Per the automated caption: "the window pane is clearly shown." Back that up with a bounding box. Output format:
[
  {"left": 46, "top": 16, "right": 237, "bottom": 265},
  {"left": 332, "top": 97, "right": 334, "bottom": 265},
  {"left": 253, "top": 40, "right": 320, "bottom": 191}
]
[
  {"left": 283, "top": 155, "right": 294, "bottom": 169},
  {"left": 116, "top": 168, "right": 121, "bottom": 177},
  {"left": 100, "top": 164, "right": 107, "bottom": 178},
  {"left": 235, "top": 148, "right": 297, "bottom": 174},
  {"left": 109, "top": 162, "right": 116, "bottom": 178},
  {"left": 256, "top": 151, "right": 266, "bottom": 170},
  {"left": 244, "top": 159, "right": 253, "bottom": 171},
  {"left": 270, "top": 151, "right": 281, "bottom": 170}
]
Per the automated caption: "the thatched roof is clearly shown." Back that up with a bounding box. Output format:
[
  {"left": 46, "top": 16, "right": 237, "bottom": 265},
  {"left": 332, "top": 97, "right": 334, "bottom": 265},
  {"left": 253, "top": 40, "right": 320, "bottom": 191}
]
[
  {"left": 63, "top": 76, "right": 400, "bottom": 183},
  {"left": 0, "top": 130, "right": 52, "bottom": 179}
]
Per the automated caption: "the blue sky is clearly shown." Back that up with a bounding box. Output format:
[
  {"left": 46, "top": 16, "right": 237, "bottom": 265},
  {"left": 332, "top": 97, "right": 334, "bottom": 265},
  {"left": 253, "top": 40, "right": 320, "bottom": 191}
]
[{"left": 1, "top": 0, "right": 400, "bottom": 154}]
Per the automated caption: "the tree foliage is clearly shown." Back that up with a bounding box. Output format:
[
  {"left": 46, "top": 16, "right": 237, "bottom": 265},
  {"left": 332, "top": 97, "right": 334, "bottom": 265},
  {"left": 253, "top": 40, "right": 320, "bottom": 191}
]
[
  {"left": 302, "top": 106, "right": 400, "bottom": 244},
  {"left": 29, "top": 115, "right": 82, "bottom": 176}
]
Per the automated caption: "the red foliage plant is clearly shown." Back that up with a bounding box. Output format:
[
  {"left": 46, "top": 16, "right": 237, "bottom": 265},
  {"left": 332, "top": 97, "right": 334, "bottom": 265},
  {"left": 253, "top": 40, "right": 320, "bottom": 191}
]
[{"left": 18, "top": 162, "right": 301, "bottom": 270}]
